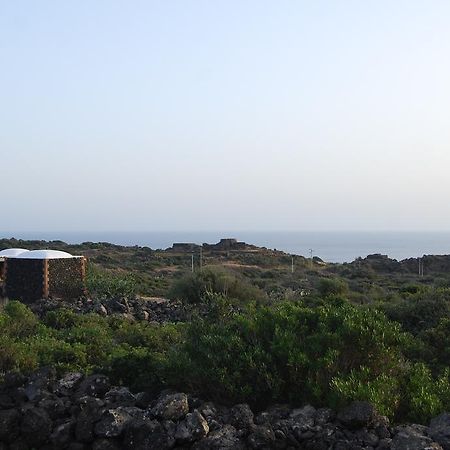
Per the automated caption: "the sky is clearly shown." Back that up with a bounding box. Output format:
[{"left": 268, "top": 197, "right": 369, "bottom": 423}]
[{"left": 1, "top": 0, "right": 450, "bottom": 232}]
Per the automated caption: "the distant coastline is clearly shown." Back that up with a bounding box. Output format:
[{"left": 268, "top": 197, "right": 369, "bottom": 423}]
[{"left": 1, "top": 231, "right": 450, "bottom": 263}]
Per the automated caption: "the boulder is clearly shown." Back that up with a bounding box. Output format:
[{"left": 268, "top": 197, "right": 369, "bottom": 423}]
[
  {"left": 192, "top": 424, "right": 246, "bottom": 449},
  {"left": 0, "top": 392, "right": 15, "bottom": 409},
  {"left": 3, "top": 371, "right": 27, "bottom": 389},
  {"left": 67, "top": 443, "right": 89, "bottom": 450},
  {"left": 337, "top": 401, "right": 377, "bottom": 429},
  {"left": 20, "top": 406, "right": 52, "bottom": 447},
  {"left": 38, "top": 393, "right": 69, "bottom": 420},
  {"left": 290, "top": 404, "right": 316, "bottom": 428},
  {"left": 0, "top": 408, "right": 20, "bottom": 443},
  {"left": 123, "top": 418, "right": 175, "bottom": 450},
  {"left": 75, "top": 397, "right": 105, "bottom": 443},
  {"left": 109, "top": 299, "right": 129, "bottom": 313},
  {"left": 135, "top": 391, "right": 154, "bottom": 409},
  {"left": 49, "top": 420, "right": 75, "bottom": 448},
  {"left": 8, "top": 438, "right": 29, "bottom": 450},
  {"left": 175, "top": 410, "right": 209, "bottom": 443},
  {"left": 247, "top": 424, "right": 276, "bottom": 449},
  {"left": 314, "top": 407, "right": 335, "bottom": 425},
  {"left": 152, "top": 392, "right": 189, "bottom": 421},
  {"left": 230, "top": 403, "right": 255, "bottom": 431},
  {"left": 94, "top": 303, "right": 108, "bottom": 317},
  {"left": 10, "top": 387, "right": 27, "bottom": 406},
  {"left": 378, "top": 438, "right": 393, "bottom": 449},
  {"left": 104, "top": 387, "right": 136, "bottom": 407},
  {"left": 92, "top": 438, "right": 123, "bottom": 450},
  {"left": 198, "top": 402, "right": 218, "bottom": 419},
  {"left": 75, "top": 374, "right": 111, "bottom": 399},
  {"left": 430, "top": 413, "right": 450, "bottom": 450},
  {"left": 356, "top": 428, "right": 379, "bottom": 447},
  {"left": 54, "top": 372, "right": 84, "bottom": 396},
  {"left": 94, "top": 406, "right": 139, "bottom": 438},
  {"left": 23, "top": 367, "right": 55, "bottom": 402},
  {"left": 24, "top": 381, "right": 47, "bottom": 403},
  {"left": 391, "top": 425, "right": 443, "bottom": 450}
]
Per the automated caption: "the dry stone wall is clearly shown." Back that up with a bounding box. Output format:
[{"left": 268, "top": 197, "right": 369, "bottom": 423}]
[
  {"left": 48, "top": 258, "right": 86, "bottom": 300},
  {"left": 5, "top": 259, "right": 44, "bottom": 303},
  {"left": 0, "top": 370, "right": 448, "bottom": 449}
]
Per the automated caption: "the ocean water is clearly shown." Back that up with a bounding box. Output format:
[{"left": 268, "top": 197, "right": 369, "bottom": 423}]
[{"left": 2, "top": 231, "right": 450, "bottom": 263}]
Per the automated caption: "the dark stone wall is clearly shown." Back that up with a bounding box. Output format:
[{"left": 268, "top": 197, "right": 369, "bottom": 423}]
[
  {"left": 171, "top": 243, "right": 200, "bottom": 252},
  {"left": 5, "top": 259, "right": 44, "bottom": 303},
  {"left": 48, "top": 258, "right": 86, "bottom": 300}
]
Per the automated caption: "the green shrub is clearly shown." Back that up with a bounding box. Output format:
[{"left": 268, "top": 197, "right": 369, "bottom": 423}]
[
  {"left": 331, "top": 367, "right": 400, "bottom": 417},
  {"left": 419, "top": 318, "right": 450, "bottom": 373},
  {"left": 382, "top": 288, "right": 450, "bottom": 335},
  {"left": 107, "top": 346, "right": 167, "bottom": 393},
  {"left": 168, "top": 300, "right": 406, "bottom": 411},
  {"left": 1, "top": 301, "right": 39, "bottom": 338},
  {"left": 168, "top": 267, "right": 267, "bottom": 304},
  {"left": 316, "top": 278, "right": 349, "bottom": 298},
  {"left": 0, "top": 298, "right": 447, "bottom": 424},
  {"left": 0, "top": 302, "right": 183, "bottom": 379},
  {"left": 0, "top": 336, "right": 38, "bottom": 374},
  {"left": 43, "top": 308, "right": 81, "bottom": 329},
  {"left": 86, "top": 264, "right": 137, "bottom": 299},
  {"left": 398, "top": 363, "right": 449, "bottom": 423},
  {"left": 27, "top": 336, "right": 88, "bottom": 373}
]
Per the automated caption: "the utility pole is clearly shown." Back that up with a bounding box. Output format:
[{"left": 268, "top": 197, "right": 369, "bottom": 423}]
[
  {"left": 191, "top": 253, "right": 194, "bottom": 273},
  {"left": 309, "top": 248, "right": 314, "bottom": 269},
  {"left": 291, "top": 255, "right": 294, "bottom": 274},
  {"left": 200, "top": 246, "right": 203, "bottom": 270},
  {"left": 419, "top": 257, "right": 424, "bottom": 277}
]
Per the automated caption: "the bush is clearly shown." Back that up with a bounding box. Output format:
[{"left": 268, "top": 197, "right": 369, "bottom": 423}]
[
  {"left": 316, "top": 278, "right": 349, "bottom": 298},
  {"left": 331, "top": 367, "right": 400, "bottom": 417},
  {"left": 0, "top": 298, "right": 448, "bottom": 424},
  {"left": 168, "top": 300, "right": 406, "bottom": 412},
  {"left": 417, "top": 318, "right": 450, "bottom": 373},
  {"left": 0, "top": 301, "right": 39, "bottom": 338},
  {"left": 86, "top": 264, "right": 137, "bottom": 299},
  {"left": 168, "top": 267, "right": 267, "bottom": 304},
  {"left": 0, "top": 301, "right": 182, "bottom": 381},
  {"left": 398, "top": 363, "right": 450, "bottom": 423},
  {"left": 382, "top": 288, "right": 450, "bottom": 335}
]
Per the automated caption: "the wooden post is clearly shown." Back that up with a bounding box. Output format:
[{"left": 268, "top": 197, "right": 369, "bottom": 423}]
[
  {"left": 81, "top": 257, "right": 88, "bottom": 296},
  {"left": 43, "top": 259, "right": 49, "bottom": 299}
]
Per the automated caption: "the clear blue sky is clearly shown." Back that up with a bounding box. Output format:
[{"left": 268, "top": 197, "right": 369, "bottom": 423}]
[{"left": 1, "top": 1, "right": 450, "bottom": 231}]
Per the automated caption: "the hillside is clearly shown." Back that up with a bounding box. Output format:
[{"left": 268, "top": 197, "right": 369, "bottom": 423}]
[{"left": 0, "top": 237, "right": 449, "bottom": 449}]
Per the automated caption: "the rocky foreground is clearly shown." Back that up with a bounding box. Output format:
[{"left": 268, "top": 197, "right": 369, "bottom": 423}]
[{"left": 0, "top": 370, "right": 449, "bottom": 450}]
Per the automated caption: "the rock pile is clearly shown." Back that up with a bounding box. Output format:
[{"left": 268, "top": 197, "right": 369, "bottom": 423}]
[
  {"left": 0, "top": 369, "right": 449, "bottom": 449},
  {"left": 29, "top": 297, "right": 188, "bottom": 323}
]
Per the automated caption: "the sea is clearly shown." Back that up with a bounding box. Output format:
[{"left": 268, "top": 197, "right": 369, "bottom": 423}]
[{"left": 1, "top": 231, "right": 450, "bottom": 263}]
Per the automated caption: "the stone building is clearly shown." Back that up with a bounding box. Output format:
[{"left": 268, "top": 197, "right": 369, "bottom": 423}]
[
  {"left": 1, "top": 249, "right": 86, "bottom": 303},
  {"left": 171, "top": 243, "right": 201, "bottom": 252},
  {"left": 0, "top": 248, "right": 30, "bottom": 298}
]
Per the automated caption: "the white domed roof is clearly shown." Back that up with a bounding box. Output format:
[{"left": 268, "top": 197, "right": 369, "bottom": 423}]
[
  {"left": 14, "top": 249, "right": 75, "bottom": 259},
  {"left": 0, "top": 248, "right": 30, "bottom": 257}
]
